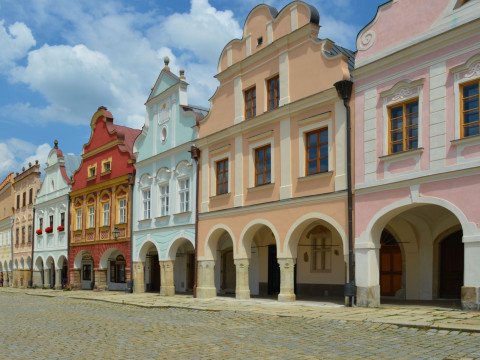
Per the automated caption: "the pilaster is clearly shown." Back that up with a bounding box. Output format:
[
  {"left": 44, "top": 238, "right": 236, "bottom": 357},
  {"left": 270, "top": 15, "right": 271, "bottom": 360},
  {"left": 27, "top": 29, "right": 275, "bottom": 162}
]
[
  {"left": 278, "top": 258, "right": 296, "bottom": 302},
  {"left": 235, "top": 258, "right": 250, "bottom": 300}
]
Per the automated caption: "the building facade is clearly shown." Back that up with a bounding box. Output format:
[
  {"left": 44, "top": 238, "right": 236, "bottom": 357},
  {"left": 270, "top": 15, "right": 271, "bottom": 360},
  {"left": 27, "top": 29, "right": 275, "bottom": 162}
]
[
  {"left": 0, "top": 173, "right": 15, "bottom": 287},
  {"left": 195, "top": 1, "right": 354, "bottom": 301},
  {"left": 33, "top": 141, "right": 81, "bottom": 289},
  {"left": 353, "top": 0, "right": 480, "bottom": 310},
  {"left": 68, "top": 107, "right": 140, "bottom": 290},
  {"left": 132, "top": 60, "right": 206, "bottom": 294},
  {"left": 12, "top": 163, "right": 42, "bottom": 287}
]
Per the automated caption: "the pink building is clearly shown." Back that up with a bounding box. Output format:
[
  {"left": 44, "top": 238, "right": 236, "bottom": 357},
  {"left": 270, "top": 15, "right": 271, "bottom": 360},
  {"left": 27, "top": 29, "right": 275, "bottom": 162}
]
[{"left": 353, "top": 0, "right": 480, "bottom": 310}]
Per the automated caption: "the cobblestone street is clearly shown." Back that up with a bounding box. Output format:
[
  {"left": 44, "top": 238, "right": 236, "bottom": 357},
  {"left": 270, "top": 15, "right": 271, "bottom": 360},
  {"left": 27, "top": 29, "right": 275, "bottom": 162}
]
[{"left": 1, "top": 292, "right": 480, "bottom": 359}]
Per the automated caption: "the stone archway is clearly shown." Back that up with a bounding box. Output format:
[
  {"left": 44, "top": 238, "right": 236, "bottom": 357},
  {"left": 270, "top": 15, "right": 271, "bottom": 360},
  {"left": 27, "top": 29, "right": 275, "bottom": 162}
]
[
  {"left": 166, "top": 237, "right": 195, "bottom": 294},
  {"left": 33, "top": 256, "right": 44, "bottom": 287},
  {"left": 136, "top": 241, "right": 160, "bottom": 293},
  {"left": 100, "top": 248, "right": 128, "bottom": 291},
  {"left": 73, "top": 250, "right": 94, "bottom": 290}
]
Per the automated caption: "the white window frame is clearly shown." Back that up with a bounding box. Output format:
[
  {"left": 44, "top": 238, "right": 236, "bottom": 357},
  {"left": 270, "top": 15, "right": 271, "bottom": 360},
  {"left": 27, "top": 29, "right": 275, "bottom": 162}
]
[
  {"left": 178, "top": 177, "right": 190, "bottom": 213},
  {"left": 102, "top": 202, "right": 110, "bottom": 226},
  {"left": 143, "top": 189, "right": 151, "bottom": 219},
  {"left": 298, "top": 117, "right": 333, "bottom": 178},
  {"left": 118, "top": 198, "right": 126, "bottom": 224},
  {"left": 159, "top": 183, "right": 169, "bottom": 217},
  {"left": 88, "top": 206, "right": 95, "bottom": 228},
  {"left": 76, "top": 209, "right": 82, "bottom": 230}
]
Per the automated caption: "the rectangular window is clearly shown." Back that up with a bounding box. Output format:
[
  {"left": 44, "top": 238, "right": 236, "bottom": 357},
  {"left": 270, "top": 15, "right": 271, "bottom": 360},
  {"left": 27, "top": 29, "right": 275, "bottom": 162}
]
[
  {"left": 103, "top": 161, "right": 111, "bottom": 172},
  {"left": 160, "top": 184, "right": 169, "bottom": 217},
  {"left": 388, "top": 99, "right": 419, "bottom": 153},
  {"left": 88, "top": 206, "right": 95, "bottom": 228},
  {"left": 102, "top": 203, "right": 110, "bottom": 226},
  {"left": 21, "top": 226, "right": 25, "bottom": 244},
  {"left": 110, "top": 261, "right": 126, "bottom": 283},
  {"left": 255, "top": 145, "right": 271, "bottom": 186},
  {"left": 16, "top": 195, "right": 20, "bottom": 209},
  {"left": 143, "top": 189, "right": 151, "bottom": 219},
  {"left": 49, "top": 215, "right": 53, "bottom": 228},
  {"left": 179, "top": 179, "right": 190, "bottom": 213},
  {"left": 119, "top": 199, "right": 126, "bottom": 224},
  {"left": 306, "top": 128, "right": 329, "bottom": 175},
  {"left": 82, "top": 264, "right": 91, "bottom": 281},
  {"left": 89, "top": 167, "right": 96, "bottom": 177},
  {"left": 15, "top": 228, "right": 19, "bottom": 245},
  {"left": 461, "top": 81, "right": 479, "bottom": 138},
  {"left": 312, "top": 236, "right": 332, "bottom": 272},
  {"left": 22, "top": 192, "right": 26, "bottom": 207},
  {"left": 245, "top": 87, "right": 256, "bottom": 119},
  {"left": 60, "top": 213, "right": 65, "bottom": 227},
  {"left": 29, "top": 188, "right": 33, "bottom": 204},
  {"left": 216, "top": 159, "right": 228, "bottom": 195},
  {"left": 267, "top": 76, "right": 280, "bottom": 110},
  {"left": 76, "top": 209, "right": 82, "bottom": 230},
  {"left": 28, "top": 225, "right": 32, "bottom": 243},
  {"left": 39, "top": 218, "right": 43, "bottom": 230}
]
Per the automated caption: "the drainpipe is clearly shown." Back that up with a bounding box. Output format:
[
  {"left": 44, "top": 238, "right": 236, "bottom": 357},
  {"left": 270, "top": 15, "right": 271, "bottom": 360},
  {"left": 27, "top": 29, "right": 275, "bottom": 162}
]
[
  {"left": 128, "top": 173, "right": 135, "bottom": 293},
  {"left": 67, "top": 194, "right": 71, "bottom": 287},
  {"left": 189, "top": 144, "right": 200, "bottom": 298},
  {"left": 334, "top": 79, "right": 355, "bottom": 307},
  {"left": 10, "top": 216, "right": 14, "bottom": 286},
  {"left": 30, "top": 207, "right": 35, "bottom": 287}
]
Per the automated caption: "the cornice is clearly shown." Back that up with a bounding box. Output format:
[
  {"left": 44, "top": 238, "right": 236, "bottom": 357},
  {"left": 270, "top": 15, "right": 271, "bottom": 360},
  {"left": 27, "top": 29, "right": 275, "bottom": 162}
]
[
  {"left": 69, "top": 174, "right": 130, "bottom": 197},
  {"left": 82, "top": 139, "right": 123, "bottom": 159},
  {"left": 134, "top": 141, "right": 194, "bottom": 169}
]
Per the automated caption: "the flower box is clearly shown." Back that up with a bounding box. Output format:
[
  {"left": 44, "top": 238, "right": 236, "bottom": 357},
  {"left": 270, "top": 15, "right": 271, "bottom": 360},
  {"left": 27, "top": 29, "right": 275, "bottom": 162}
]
[
  {"left": 36, "top": 229, "right": 43, "bottom": 235},
  {"left": 57, "top": 225, "right": 65, "bottom": 232},
  {"left": 45, "top": 227, "right": 53, "bottom": 234}
]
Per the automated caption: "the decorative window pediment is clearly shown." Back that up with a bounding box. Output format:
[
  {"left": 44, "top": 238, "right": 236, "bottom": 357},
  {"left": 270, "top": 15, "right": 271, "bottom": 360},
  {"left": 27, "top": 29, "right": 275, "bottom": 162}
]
[
  {"left": 156, "top": 167, "right": 171, "bottom": 183},
  {"left": 380, "top": 79, "right": 424, "bottom": 103},
  {"left": 139, "top": 174, "right": 153, "bottom": 188},
  {"left": 174, "top": 160, "right": 192, "bottom": 177}
]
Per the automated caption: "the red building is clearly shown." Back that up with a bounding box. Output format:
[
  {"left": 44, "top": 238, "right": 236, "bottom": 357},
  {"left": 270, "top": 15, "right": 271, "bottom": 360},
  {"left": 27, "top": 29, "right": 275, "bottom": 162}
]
[{"left": 69, "top": 106, "right": 140, "bottom": 290}]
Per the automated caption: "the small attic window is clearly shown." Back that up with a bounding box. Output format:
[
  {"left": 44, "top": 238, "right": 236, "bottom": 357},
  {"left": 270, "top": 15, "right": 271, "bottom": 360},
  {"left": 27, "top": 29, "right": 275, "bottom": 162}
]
[
  {"left": 257, "top": 37, "right": 263, "bottom": 46},
  {"left": 161, "top": 127, "right": 168, "bottom": 143}
]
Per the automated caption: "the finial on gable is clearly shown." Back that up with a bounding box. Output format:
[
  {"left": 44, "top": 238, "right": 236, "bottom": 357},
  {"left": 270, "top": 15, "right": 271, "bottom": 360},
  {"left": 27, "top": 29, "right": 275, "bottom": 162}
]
[
  {"left": 164, "top": 56, "right": 170, "bottom": 71},
  {"left": 54, "top": 139, "right": 58, "bottom": 149},
  {"left": 180, "top": 69, "right": 186, "bottom": 81}
]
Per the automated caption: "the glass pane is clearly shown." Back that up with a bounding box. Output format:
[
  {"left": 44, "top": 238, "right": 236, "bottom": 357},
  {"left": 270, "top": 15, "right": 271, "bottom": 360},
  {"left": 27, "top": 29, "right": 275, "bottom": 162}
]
[
  {"left": 406, "top": 101, "right": 418, "bottom": 114},
  {"left": 266, "top": 146, "right": 271, "bottom": 158},
  {"left": 257, "top": 149, "right": 264, "bottom": 161},
  {"left": 265, "top": 171, "right": 271, "bottom": 183},
  {"left": 256, "top": 161, "right": 263, "bottom": 173},
  {"left": 308, "top": 133, "right": 317, "bottom": 146},
  {"left": 225, "top": 183, "right": 228, "bottom": 193},
  {"left": 320, "top": 158, "right": 328, "bottom": 172},
  {"left": 246, "top": 91, "right": 251, "bottom": 100},
  {"left": 464, "top": 110, "right": 479, "bottom": 124},
  {"left": 265, "top": 159, "right": 271, "bottom": 171},
  {"left": 218, "top": 162, "right": 223, "bottom": 172},
  {"left": 390, "top": 106, "right": 403, "bottom": 119},
  {"left": 392, "top": 143, "right": 403, "bottom": 153},
  {"left": 218, "top": 184, "right": 223, "bottom": 194},
  {"left": 406, "top": 113, "right": 418, "bottom": 126},
  {"left": 464, "top": 123, "right": 479, "bottom": 137},
  {"left": 407, "top": 126, "right": 418, "bottom": 138},
  {"left": 320, "top": 144, "right": 328, "bottom": 157},
  {"left": 391, "top": 118, "right": 403, "bottom": 130},
  {"left": 253, "top": 88, "right": 256, "bottom": 97},
  {"left": 463, "top": 83, "right": 479, "bottom": 98},
  {"left": 218, "top": 173, "right": 223, "bottom": 183},
  {"left": 464, "top": 97, "right": 479, "bottom": 111},
  {"left": 391, "top": 129, "right": 403, "bottom": 141},
  {"left": 408, "top": 139, "right": 418, "bottom": 149},
  {"left": 320, "top": 130, "right": 328, "bottom": 144},
  {"left": 308, "top": 161, "right": 317, "bottom": 174},
  {"left": 308, "top": 147, "right": 317, "bottom": 161},
  {"left": 256, "top": 174, "right": 263, "bottom": 185},
  {"left": 224, "top": 161, "right": 228, "bottom": 171},
  {"left": 269, "top": 100, "right": 274, "bottom": 109}
]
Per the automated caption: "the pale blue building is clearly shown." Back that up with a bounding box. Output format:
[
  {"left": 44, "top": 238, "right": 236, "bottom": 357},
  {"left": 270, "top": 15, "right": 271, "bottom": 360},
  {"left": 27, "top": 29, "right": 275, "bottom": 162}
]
[{"left": 132, "top": 58, "right": 207, "bottom": 294}]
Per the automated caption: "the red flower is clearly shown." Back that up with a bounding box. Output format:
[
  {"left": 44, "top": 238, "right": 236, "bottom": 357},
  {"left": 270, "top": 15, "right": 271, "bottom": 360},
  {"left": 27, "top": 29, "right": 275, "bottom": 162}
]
[
  {"left": 57, "top": 225, "right": 65, "bottom": 231},
  {"left": 45, "top": 227, "right": 53, "bottom": 233},
  {"left": 36, "top": 229, "right": 43, "bottom": 235}
]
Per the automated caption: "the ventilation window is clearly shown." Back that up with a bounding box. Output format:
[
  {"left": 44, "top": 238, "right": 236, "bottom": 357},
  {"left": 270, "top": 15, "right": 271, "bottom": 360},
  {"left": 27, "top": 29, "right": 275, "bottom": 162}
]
[{"left": 257, "top": 37, "right": 263, "bottom": 46}]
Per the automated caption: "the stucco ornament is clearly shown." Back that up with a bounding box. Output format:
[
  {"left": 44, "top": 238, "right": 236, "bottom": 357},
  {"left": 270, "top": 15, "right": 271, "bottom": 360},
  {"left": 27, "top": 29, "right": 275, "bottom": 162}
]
[
  {"left": 158, "top": 100, "right": 170, "bottom": 125},
  {"left": 357, "top": 30, "right": 376, "bottom": 51},
  {"left": 464, "top": 62, "right": 480, "bottom": 78},
  {"left": 391, "top": 88, "right": 414, "bottom": 102},
  {"left": 175, "top": 161, "right": 192, "bottom": 177}
]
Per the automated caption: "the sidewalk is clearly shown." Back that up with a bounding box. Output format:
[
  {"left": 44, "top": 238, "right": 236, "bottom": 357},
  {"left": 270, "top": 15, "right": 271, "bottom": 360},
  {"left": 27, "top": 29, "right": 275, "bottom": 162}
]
[{"left": 3, "top": 287, "right": 480, "bottom": 333}]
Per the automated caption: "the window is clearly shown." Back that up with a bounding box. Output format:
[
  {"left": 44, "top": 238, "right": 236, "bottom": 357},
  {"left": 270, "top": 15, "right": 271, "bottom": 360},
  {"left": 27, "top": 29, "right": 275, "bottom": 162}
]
[
  {"left": 179, "top": 179, "right": 190, "bottom": 212},
  {"left": 28, "top": 225, "right": 32, "bottom": 243},
  {"left": 39, "top": 218, "right": 43, "bottom": 230},
  {"left": 310, "top": 226, "right": 332, "bottom": 272},
  {"left": 216, "top": 159, "right": 228, "bottom": 195},
  {"left": 306, "top": 128, "right": 328, "bottom": 175},
  {"left": 88, "top": 164, "right": 97, "bottom": 179},
  {"left": 159, "top": 184, "right": 169, "bottom": 216},
  {"left": 60, "top": 213, "right": 65, "bottom": 227},
  {"left": 103, "top": 161, "right": 111, "bottom": 172},
  {"left": 245, "top": 87, "right": 256, "bottom": 119},
  {"left": 90, "top": 167, "right": 96, "bottom": 177},
  {"left": 267, "top": 76, "right": 280, "bottom": 110},
  {"left": 110, "top": 255, "right": 126, "bottom": 283},
  {"left": 16, "top": 195, "right": 20, "bottom": 209},
  {"left": 118, "top": 198, "right": 126, "bottom": 224},
  {"left": 88, "top": 206, "right": 95, "bottom": 228},
  {"left": 143, "top": 189, "right": 151, "bottom": 219},
  {"left": 15, "top": 228, "right": 19, "bottom": 245},
  {"left": 76, "top": 209, "right": 82, "bottom": 230},
  {"left": 461, "top": 81, "right": 479, "bottom": 138},
  {"left": 388, "top": 99, "right": 419, "bottom": 153},
  {"left": 22, "top": 192, "right": 26, "bottom": 207},
  {"left": 82, "top": 264, "right": 91, "bottom": 281},
  {"left": 21, "top": 226, "right": 25, "bottom": 244},
  {"left": 102, "top": 202, "right": 110, "bottom": 226},
  {"left": 29, "top": 188, "right": 33, "bottom": 204},
  {"left": 49, "top": 215, "right": 53, "bottom": 228},
  {"left": 255, "top": 145, "right": 271, "bottom": 186}
]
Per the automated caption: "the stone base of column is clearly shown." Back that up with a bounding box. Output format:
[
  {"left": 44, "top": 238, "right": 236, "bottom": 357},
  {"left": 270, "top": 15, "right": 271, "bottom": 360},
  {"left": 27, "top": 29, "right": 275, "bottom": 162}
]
[
  {"left": 236, "top": 289, "right": 250, "bottom": 300},
  {"left": 133, "top": 262, "right": 145, "bottom": 293},
  {"left": 461, "top": 286, "right": 479, "bottom": 311},
  {"left": 94, "top": 269, "right": 108, "bottom": 291},
  {"left": 160, "top": 260, "right": 175, "bottom": 296},
  {"left": 196, "top": 286, "right": 217, "bottom": 299},
  {"left": 32, "top": 271, "right": 42, "bottom": 287},
  {"left": 356, "top": 285, "right": 380, "bottom": 307},
  {"left": 70, "top": 269, "right": 81, "bottom": 289},
  {"left": 278, "top": 293, "right": 296, "bottom": 302},
  {"left": 235, "top": 259, "right": 250, "bottom": 300},
  {"left": 160, "top": 286, "right": 175, "bottom": 296}
]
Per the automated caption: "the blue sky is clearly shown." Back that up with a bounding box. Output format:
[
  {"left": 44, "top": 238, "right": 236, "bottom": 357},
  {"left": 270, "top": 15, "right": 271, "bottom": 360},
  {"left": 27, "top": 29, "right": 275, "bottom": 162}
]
[{"left": 0, "top": 0, "right": 386, "bottom": 181}]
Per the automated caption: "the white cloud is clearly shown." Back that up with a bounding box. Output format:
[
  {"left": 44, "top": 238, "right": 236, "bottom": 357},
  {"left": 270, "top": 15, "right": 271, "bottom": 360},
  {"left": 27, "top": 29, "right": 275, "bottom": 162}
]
[
  {"left": 0, "top": 138, "right": 51, "bottom": 181},
  {"left": 0, "top": 20, "right": 36, "bottom": 69}
]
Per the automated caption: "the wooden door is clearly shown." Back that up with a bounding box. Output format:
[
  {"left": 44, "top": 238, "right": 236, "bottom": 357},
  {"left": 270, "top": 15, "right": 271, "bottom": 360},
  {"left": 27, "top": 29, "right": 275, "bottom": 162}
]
[
  {"left": 222, "top": 249, "right": 235, "bottom": 293},
  {"left": 268, "top": 245, "right": 280, "bottom": 295},
  {"left": 380, "top": 231, "right": 402, "bottom": 297},
  {"left": 440, "top": 231, "right": 463, "bottom": 299}
]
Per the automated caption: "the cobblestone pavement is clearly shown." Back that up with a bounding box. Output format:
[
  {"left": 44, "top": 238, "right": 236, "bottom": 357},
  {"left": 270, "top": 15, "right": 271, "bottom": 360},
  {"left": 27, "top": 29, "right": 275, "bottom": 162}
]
[{"left": 1, "top": 292, "right": 480, "bottom": 360}]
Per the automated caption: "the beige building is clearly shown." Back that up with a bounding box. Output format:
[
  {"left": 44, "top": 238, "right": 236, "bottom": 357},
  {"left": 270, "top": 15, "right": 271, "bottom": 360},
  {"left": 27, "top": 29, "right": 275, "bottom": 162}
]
[
  {"left": 12, "top": 162, "right": 42, "bottom": 287},
  {"left": 0, "top": 173, "right": 15, "bottom": 287},
  {"left": 196, "top": 1, "right": 354, "bottom": 301}
]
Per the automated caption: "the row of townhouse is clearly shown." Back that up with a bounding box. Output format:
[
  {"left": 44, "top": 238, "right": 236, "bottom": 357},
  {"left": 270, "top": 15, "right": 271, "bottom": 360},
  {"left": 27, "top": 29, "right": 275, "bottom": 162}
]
[{"left": 1, "top": 0, "right": 479, "bottom": 310}]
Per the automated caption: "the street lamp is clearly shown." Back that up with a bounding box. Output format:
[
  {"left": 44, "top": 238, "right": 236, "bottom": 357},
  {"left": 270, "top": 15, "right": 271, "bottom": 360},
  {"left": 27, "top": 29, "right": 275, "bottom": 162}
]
[{"left": 112, "top": 226, "right": 120, "bottom": 240}]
